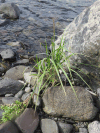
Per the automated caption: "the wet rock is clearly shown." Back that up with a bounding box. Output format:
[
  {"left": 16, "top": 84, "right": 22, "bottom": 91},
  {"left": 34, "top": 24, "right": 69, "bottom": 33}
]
[
  {"left": 14, "top": 59, "right": 29, "bottom": 66},
  {"left": 79, "top": 127, "right": 88, "bottom": 133},
  {"left": 1, "top": 0, "right": 5, "bottom": 3},
  {"left": 0, "top": 3, "right": 20, "bottom": 19},
  {"left": 2, "top": 97, "right": 20, "bottom": 104},
  {"left": 88, "top": 121, "right": 100, "bottom": 133},
  {"left": 6, "top": 41, "right": 21, "bottom": 47},
  {"left": 42, "top": 86, "right": 98, "bottom": 121},
  {"left": 0, "top": 77, "right": 24, "bottom": 96},
  {"left": 0, "top": 121, "right": 20, "bottom": 133},
  {"left": 15, "top": 108, "right": 39, "bottom": 133},
  {"left": 4, "top": 65, "right": 32, "bottom": 80},
  {"left": 15, "top": 90, "right": 25, "bottom": 98},
  {"left": 41, "top": 119, "right": 59, "bottom": 133},
  {"left": 57, "top": 122, "right": 73, "bottom": 133},
  {"left": 51, "top": 0, "right": 100, "bottom": 90},
  {"left": 0, "top": 18, "right": 10, "bottom": 26},
  {"left": 0, "top": 49, "right": 15, "bottom": 60}
]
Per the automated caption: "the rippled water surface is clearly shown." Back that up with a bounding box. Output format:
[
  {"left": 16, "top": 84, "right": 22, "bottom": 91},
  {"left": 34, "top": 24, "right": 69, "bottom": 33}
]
[{"left": 0, "top": 0, "right": 97, "bottom": 54}]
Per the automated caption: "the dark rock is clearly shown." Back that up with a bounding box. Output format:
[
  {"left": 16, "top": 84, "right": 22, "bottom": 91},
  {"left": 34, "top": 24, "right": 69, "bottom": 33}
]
[
  {"left": 0, "top": 49, "right": 15, "bottom": 60},
  {"left": 57, "top": 122, "right": 73, "bottom": 133},
  {"left": 4, "top": 65, "right": 32, "bottom": 80},
  {"left": 0, "top": 3, "right": 20, "bottom": 19},
  {"left": 1, "top": 0, "right": 5, "bottom": 3},
  {"left": 0, "top": 121, "right": 20, "bottom": 133},
  {"left": 15, "top": 90, "right": 25, "bottom": 98},
  {"left": 0, "top": 19, "right": 10, "bottom": 26},
  {"left": 15, "top": 108, "right": 39, "bottom": 133},
  {"left": 0, "top": 78, "right": 24, "bottom": 96},
  {"left": 43, "top": 86, "right": 98, "bottom": 121},
  {"left": 2, "top": 97, "right": 20, "bottom": 104},
  {"left": 41, "top": 119, "right": 59, "bottom": 133}
]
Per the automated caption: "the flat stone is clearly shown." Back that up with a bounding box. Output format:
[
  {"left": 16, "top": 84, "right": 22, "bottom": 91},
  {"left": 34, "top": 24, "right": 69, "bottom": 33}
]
[
  {"left": 4, "top": 65, "right": 32, "bottom": 80},
  {"left": 5, "top": 94, "right": 14, "bottom": 97},
  {"left": 57, "top": 122, "right": 73, "bottom": 133},
  {"left": 41, "top": 119, "right": 59, "bottom": 133},
  {"left": 15, "top": 108, "right": 39, "bottom": 133},
  {"left": 88, "top": 121, "right": 100, "bottom": 133},
  {"left": 0, "top": 121, "right": 20, "bottom": 133},
  {"left": 2, "top": 97, "right": 20, "bottom": 104},
  {"left": 43, "top": 86, "right": 98, "bottom": 121},
  {"left": 0, "top": 49, "right": 15, "bottom": 60},
  {"left": 0, "top": 77, "right": 24, "bottom": 96},
  {"left": 15, "top": 90, "right": 25, "bottom": 98},
  {"left": 14, "top": 59, "right": 29, "bottom": 66}
]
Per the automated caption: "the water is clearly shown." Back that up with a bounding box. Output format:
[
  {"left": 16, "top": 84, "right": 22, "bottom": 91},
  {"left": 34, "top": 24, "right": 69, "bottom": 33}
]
[{"left": 0, "top": 0, "right": 97, "bottom": 55}]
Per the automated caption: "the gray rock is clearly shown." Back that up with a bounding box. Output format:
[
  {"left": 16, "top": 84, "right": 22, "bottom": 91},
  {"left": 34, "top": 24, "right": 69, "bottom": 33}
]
[
  {"left": 50, "top": 0, "right": 100, "bottom": 90},
  {"left": 0, "top": 77, "right": 24, "bottom": 96},
  {"left": 0, "top": 109, "right": 4, "bottom": 119},
  {"left": 0, "top": 19, "right": 10, "bottom": 26},
  {"left": 0, "top": 121, "right": 20, "bottom": 133},
  {"left": 15, "top": 90, "right": 25, "bottom": 98},
  {"left": 0, "top": 49, "right": 15, "bottom": 60},
  {"left": 88, "top": 121, "right": 100, "bottom": 133},
  {"left": 21, "top": 92, "right": 31, "bottom": 101},
  {"left": 43, "top": 86, "right": 98, "bottom": 121},
  {"left": 25, "top": 87, "right": 31, "bottom": 93},
  {"left": 0, "top": 3, "right": 20, "bottom": 19},
  {"left": 57, "top": 122, "right": 73, "bottom": 133},
  {"left": 15, "top": 108, "right": 39, "bottom": 133},
  {"left": 14, "top": 59, "right": 29, "bottom": 66},
  {"left": 2, "top": 97, "right": 20, "bottom": 104},
  {"left": 1, "top": 0, "right": 5, "bottom": 3},
  {"left": 4, "top": 65, "right": 32, "bottom": 80},
  {"left": 5, "top": 94, "right": 14, "bottom": 97},
  {"left": 79, "top": 127, "right": 88, "bottom": 133},
  {"left": 33, "top": 95, "right": 41, "bottom": 106},
  {"left": 41, "top": 119, "right": 59, "bottom": 133}
]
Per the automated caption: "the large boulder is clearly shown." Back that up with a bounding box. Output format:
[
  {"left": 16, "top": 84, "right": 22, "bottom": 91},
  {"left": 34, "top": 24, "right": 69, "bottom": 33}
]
[
  {"left": 50, "top": 0, "right": 100, "bottom": 89},
  {"left": 0, "top": 3, "right": 20, "bottom": 19},
  {"left": 42, "top": 86, "right": 98, "bottom": 121}
]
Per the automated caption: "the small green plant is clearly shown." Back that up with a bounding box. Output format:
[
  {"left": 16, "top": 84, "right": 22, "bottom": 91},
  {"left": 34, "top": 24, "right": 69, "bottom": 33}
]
[{"left": 0, "top": 100, "right": 27, "bottom": 124}]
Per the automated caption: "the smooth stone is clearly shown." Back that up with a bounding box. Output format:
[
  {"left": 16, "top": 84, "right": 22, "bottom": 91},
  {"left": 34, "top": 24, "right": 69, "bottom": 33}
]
[
  {"left": 0, "top": 77, "right": 24, "bottom": 96},
  {"left": 0, "top": 121, "right": 20, "bottom": 133},
  {"left": 0, "top": 49, "right": 15, "bottom": 60},
  {"left": 88, "top": 121, "right": 100, "bottom": 133},
  {"left": 4, "top": 65, "right": 32, "bottom": 80},
  {"left": 15, "top": 90, "right": 25, "bottom": 98},
  {"left": 33, "top": 95, "right": 41, "bottom": 106},
  {"left": 6, "top": 41, "right": 21, "bottom": 47},
  {"left": 57, "top": 122, "right": 73, "bottom": 133},
  {"left": 41, "top": 119, "right": 59, "bottom": 133},
  {"left": 5, "top": 94, "right": 14, "bottom": 97},
  {"left": 15, "top": 108, "right": 39, "bottom": 133},
  {"left": 21, "top": 92, "right": 31, "bottom": 101},
  {"left": 79, "top": 127, "right": 88, "bottom": 133},
  {"left": 13, "top": 59, "right": 29, "bottom": 66},
  {"left": 25, "top": 87, "right": 31, "bottom": 93},
  {"left": 0, "top": 3, "right": 20, "bottom": 19},
  {"left": 2, "top": 97, "right": 20, "bottom": 104},
  {"left": 43, "top": 86, "right": 98, "bottom": 121}
]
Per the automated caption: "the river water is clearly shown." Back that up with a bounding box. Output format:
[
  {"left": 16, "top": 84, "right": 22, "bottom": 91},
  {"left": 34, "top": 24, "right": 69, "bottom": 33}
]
[{"left": 0, "top": 0, "right": 97, "bottom": 55}]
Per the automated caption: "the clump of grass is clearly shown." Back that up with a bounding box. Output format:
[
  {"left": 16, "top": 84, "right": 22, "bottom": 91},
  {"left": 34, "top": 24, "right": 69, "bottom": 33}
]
[{"left": 0, "top": 100, "right": 27, "bottom": 124}]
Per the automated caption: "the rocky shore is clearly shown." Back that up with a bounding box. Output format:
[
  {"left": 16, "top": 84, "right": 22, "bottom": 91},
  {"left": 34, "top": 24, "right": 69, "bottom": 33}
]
[{"left": 0, "top": 0, "right": 100, "bottom": 133}]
